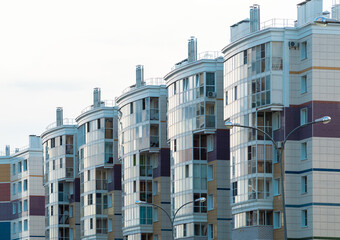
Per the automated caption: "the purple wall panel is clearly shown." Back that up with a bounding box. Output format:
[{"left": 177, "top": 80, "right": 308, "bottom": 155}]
[
  {"left": 153, "top": 148, "right": 170, "bottom": 178},
  {"left": 0, "top": 203, "right": 12, "bottom": 221},
  {"left": 208, "top": 129, "right": 230, "bottom": 162},
  {"left": 73, "top": 178, "right": 80, "bottom": 202},
  {"left": 108, "top": 164, "right": 122, "bottom": 191},
  {"left": 273, "top": 102, "right": 340, "bottom": 141},
  {"left": 0, "top": 183, "right": 10, "bottom": 201},
  {"left": 29, "top": 196, "right": 45, "bottom": 216}
]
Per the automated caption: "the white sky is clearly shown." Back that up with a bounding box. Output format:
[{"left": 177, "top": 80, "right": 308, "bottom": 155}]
[{"left": 0, "top": 0, "right": 333, "bottom": 150}]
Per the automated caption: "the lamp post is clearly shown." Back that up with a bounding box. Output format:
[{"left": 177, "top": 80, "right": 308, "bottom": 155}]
[
  {"left": 136, "top": 197, "right": 206, "bottom": 240},
  {"left": 225, "top": 116, "right": 331, "bottom": 240}
]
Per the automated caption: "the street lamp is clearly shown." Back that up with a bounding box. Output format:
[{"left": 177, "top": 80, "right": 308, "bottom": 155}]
[
  {"left": 136, "top": 197, "right": 206, "bottom": 240},
  {"left": 225, "top": 116, "right": 331, "bottom": 240}
]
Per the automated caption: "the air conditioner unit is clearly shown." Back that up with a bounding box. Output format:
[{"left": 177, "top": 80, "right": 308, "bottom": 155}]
[
  {"left": 288, "top": 41, "right": 299, "bottom": 49},
  {"left": 207, "top": 91, "right": 216, "bottom": 98}
]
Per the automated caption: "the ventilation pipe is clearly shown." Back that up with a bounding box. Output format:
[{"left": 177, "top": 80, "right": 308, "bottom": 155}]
[
  {"left": 188, "top": 36, "right": 197, "bottom": 62},
  {"left": 93, "top": 88, "right": 101, "bottom": 108},
  {"left": 56, "top": 107, "right": 63, "bottom": 126},
  {"left": 5, "top": 145, "right": 10, "bottom": 156},
  {"left": 250, "top": 4, "right": 260, "bottom": 32},
  {"left": 136, "top": 65, "right": 144, "bottom": 88}
]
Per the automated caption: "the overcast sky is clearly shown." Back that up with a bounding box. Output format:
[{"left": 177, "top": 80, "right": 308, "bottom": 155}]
[{"left": 0, "top": 0, "right": 333, "bottom": 150}]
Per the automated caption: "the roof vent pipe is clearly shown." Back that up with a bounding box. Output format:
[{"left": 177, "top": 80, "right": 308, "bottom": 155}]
[
  {"left": 93, "top": 88, "right": 101, "bottom": 108},
  {"left": 5, "top": 145, "right": 10, "bottom": 156},
  {"left": 188, "top": 36, "right": 197, "bottom": 62},
  {"left": 250, "top": 4, "right": 260, "bottom": 32},
  {"left": 136, "top": 65, "right": 144, "bottom": 88},
  {"left": 56, "top": 107, "right": 63, "bottom": 126}
]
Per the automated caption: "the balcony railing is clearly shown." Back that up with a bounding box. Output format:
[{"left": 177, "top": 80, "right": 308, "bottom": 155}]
[
  {"left": 171, "top": 51, "right": 223, "bottom": 70},
  {"left": 45, "top": 118, "right": 76, "bottom": 130},
  {"left": 80, "top": 100, "right": 115, "bottom": 114},
  {"left": 121, "top": 78, "right": 166, "bottom": 94}
]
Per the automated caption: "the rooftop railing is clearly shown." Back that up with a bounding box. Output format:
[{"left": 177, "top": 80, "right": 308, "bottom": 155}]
[
  {"left": 0, "top": 145, "right": 29, "bottom": 157},
  {"left": 80, "top": 100, "right": 115, "bottom": 114},
  {"left": 121, "top": 78, "right": 166, "bottom": 94},
  {"left": 46, "top": 118, "right": 77, "bottom": 130},
  {"left": 171, "top": 51, "right": 223, "bottom": 70}
]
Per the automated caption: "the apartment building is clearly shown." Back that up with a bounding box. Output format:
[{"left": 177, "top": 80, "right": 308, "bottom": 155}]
[
  {"left": 76, "top": 88, "right": 122, "bottom": 240},
  {"left": 164, "top": 37, "right": 231, "bottom": 240},
  {"left": 41, "top": 108, "right": 80, "bottom": 240},
  {"left": 116, "top": 65, "right": 170, "bottom": 240},
  {"left": 0, "top": 136, "right": 45, "bottom": 240},
  {"left": 222, "top": 1, "right": 340, "bottom": 239}
]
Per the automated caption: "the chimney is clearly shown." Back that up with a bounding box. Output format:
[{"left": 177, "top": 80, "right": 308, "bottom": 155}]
[
  {"left": 136, "top": 65, "right": 144, "bottom": 88},
  {"left": 93, "top": 88, "right": 101, "bottom": 108},
  {"left": 250, "top": 4, "right": 260, "bottom": 32},
  {"left": 5, "top": 145, "right": 10, "bottom": 156},
  {"left": 29, "top": 135, "right": 41, "bottom": 149},
  {"left": 56, "top": 107, "right": 63, "bottom": 126},
  {"left": 15, "top": 148, "right": 19, "bottom": 153},
  {"left": 188, "top": 36, "right": 197, "bottom": 62}
]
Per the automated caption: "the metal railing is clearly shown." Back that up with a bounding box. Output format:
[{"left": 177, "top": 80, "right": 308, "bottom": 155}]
[
  {"left": 171, "top": 51, "right": 222, "bottom": 71},
  {"left": 121, "top": 78, "right": 166, "bottom": 94},
  {"left": 80, "top": 100, "right": 115, "bottom": 114},
  {"left": 46, "top": 118, "right": 76, "bottom": 130}
]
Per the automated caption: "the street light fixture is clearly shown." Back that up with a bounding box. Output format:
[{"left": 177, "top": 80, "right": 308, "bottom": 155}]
[
  {"left": 225, "top": 116, "right": 331, "bottom": 240},
  {"left": 136, "top": 197, "right": 206, "bottom": 240}
]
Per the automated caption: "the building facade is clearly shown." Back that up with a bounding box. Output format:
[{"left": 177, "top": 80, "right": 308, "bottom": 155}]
[
  {"left": 164, "top": 37, "right": 231, "bottom": 240},
  {"left": 76, "top": 88, "right": 122, "bottom": 240},
  {"left": 117, "top": 66, "right": 171, "bottom": 240},
  {"left": 0, "top": 136, "right": 45, "bottom": 240},
  {"left": 41, "top": 108, "right": 80, "bottom": 240},
  {"left": 222, "top": 1, "right": 340, "bottom": 239}
]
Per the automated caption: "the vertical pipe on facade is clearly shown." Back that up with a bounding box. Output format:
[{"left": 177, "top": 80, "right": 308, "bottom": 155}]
[
  {"left": 56, "top": 107, "right": 63, "bottom": 127},
  {"left": 136, "top": 65, "right": 144, "bottom": 88},
  {"left": 188, "top": 36, "right": 197, "bottom": 62},
  {"left": 5, "top": 145, "right": 10, "bottom": 156}
]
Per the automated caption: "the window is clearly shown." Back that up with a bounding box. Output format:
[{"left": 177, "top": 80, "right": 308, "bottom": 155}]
[
  {"left": 234, "top": 86, "right": 237, "bottom": 100},
  {"left": 185, "top": 165, "right": 189, "bottom": 178},
  {"left": 90, "top": 218, "right": 93, "bottom": 229},
  {"left": 88, "top": 194, "right": 93, "bottom": 205},
  {"left": 174, "top": 139, "right": 177, "bottom": 152},
  {"left": 97, "top": 119, "right": 101, "bottom": 129},
  {"left": 18, "top": 201, "right": 22, "bottom": 213},
  {"left": 108, "top": 194, "right": 112, "bottom": 208},
  {"left": 142, "top": 98, "right": 146, "bottom": 110},
  {"left": 300, "top": 108, "right": 308, "bottom": 125},
  {"left": 174, "top": 82, "right": 177, "bottom": 95},
  {"left": 51, "top": 206, "right": 53, "bottom": 216},
  {"left": 207, "top": 165, "right": 213, "bottom": 181},
  {"left": 133, "top": 154, "right": 136, "bottom": 166},
  {"left": 13, "top": 202, "right": 16, "bottom": 214},
  {"left": 274, "top": 211, "right": 281, "bottom": 229},
  {"left": 70, "top": 206, "right": 73, "bottom": 218},
  {"left": 301, "top": 142, "right": 307, "bottom": 160},
  {"left": 108, "top": 218, "right": 112, "bottom": 232},
  {"left": 18, "top": 221, "right": 22, "bottom": 232},
  {"left": 13, "top": 183, "right": 16, "bottom": 195},
  {"left": 86, "top": 122, "right": 90, "bottom": 132},
  {"left": 18, "top": 181, "right": 22, "bottom": 193},
  {"left": 272, "top": 112, "right": 281, "bottom": 131},
  {"left": 207, "top": 194, "right": 214, "bottom": 211},
  {"left": 23, "top": 200, "right": 28, "bottom": 211},
  {"left": 225, "top": 91, "right": 228, "bottom": 105},
  {"left": 301, "top": 41, "right": 307, "bottom": 60},
  {"left": 12, "top": 164, "right": 16, "bottom": 175},
  {"left": 51, "top": 183, "right": 53, "bottom": 193},
  {"left": 60, "top": 158, "right": 62, "bottom": 168},
  {"left": 53, "top": 160, "right": 55, "bottom": 170},
  {"left": 301, "top": 210, "right": 307, "bottom": 227},
  {"left": 24, "top": 219, "right": 28, "bottom": 231},
  {"left": 301, "top": 176, "right": 307, "bottom": 194},
  {"left": 207, "top": 135, "right": 214, "bottom": 152},
  {"left": 183, "top": 223, "right": 187, "bottom": 237},
  {"left": 87, "top": 170, "right": 91, "bottom": 181},
  {"left": 153, "top": 207, "right": 158, "bottom": 222},
  {"left": 133, "top": 181, "right": 136, "bottom": 192},
  {"left": 153, "top": 181, "right": 158, "bottom": 195},
  {"left": 23, "top": 160, "right": 27, "bottom": 171},
  {"left": 301, "top": 75, "right": 307, "bottom": 94},
  {"left": 183, "top": 78, "right": 189, "bottom": 91},
  {"left": 12, "top": 223, "right": 16, "bottom": 233},
  {"left": 60, "top": 136, "right": 63, "bottom": 146},
  {"left": 274, "top": 178, "right": 280, "bottom": 196},
  {"left": 51, "top": 138, "right": 55, "bottom": 148},
  {"left": 130, "top": 102, "right": 134, "bottom": 114},
  {"left": 154, "top": 235, "right": 159, "bottom": 240},
  {"left": 18, "top": 162, "right": 22, "bottom": 173},
  {"left": 23, "top": 180, "right": 27, "bottom": 191},
  {"left": 208, "top": 224, "right": 214, "bottom": 239}
]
